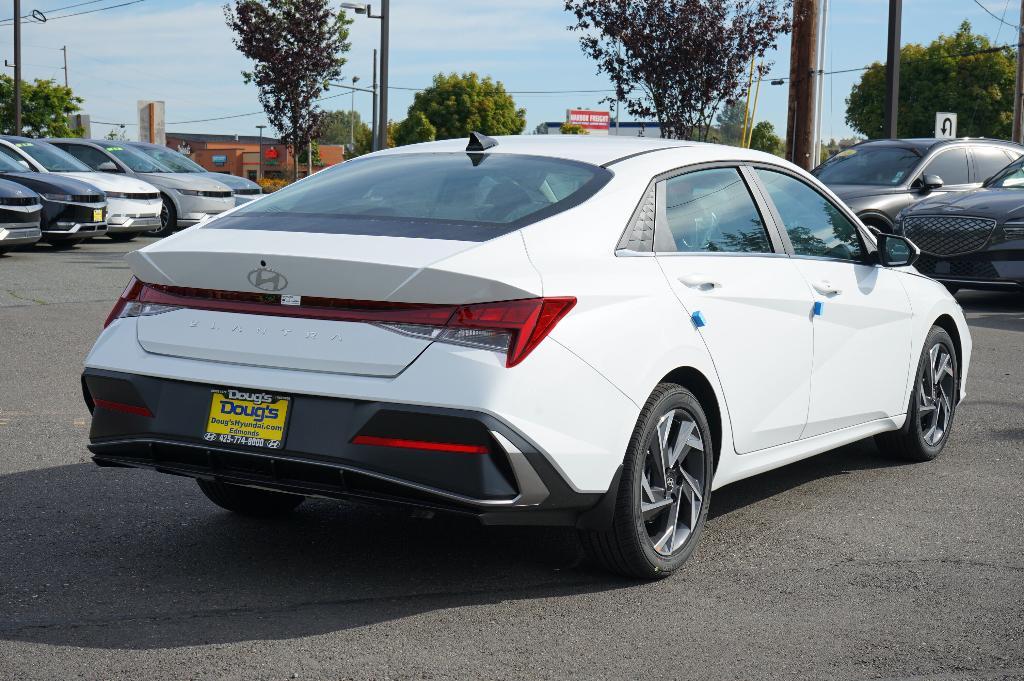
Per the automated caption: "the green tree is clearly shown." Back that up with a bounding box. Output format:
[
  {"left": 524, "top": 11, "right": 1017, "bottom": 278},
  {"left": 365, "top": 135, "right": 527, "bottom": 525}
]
[
  {"left": 749, "top": 120, "right": 784, "bottom": 156},
  {"left": 558, "top": 122, "right": 589, "bottom": 134},
  {"left": 404, "top": 72, "right": 525, "bottom": 141},
  {"left": 715, "top": 102, "right": 745, "bottom": 145},
  {"left": 0, "top": 76, "right": 83, "bottom": 137},
  {"left": 846, "top": 21, "right": 1014, "bottom": 139},
  {"left": 394, "top": 111, "right": 437, "bottom": 146},
  {"left": 320, "top": 109, "right": 371, "bottom": 152}
]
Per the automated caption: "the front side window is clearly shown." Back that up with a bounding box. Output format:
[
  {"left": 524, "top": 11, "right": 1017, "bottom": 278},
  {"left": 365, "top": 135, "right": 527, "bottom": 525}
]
[
  {"left": 658, "top": 167, "right": 772, "bottom": 253},
  {"left": 756, "top": 169, "right": 865, "bottom": 262},
  {"left": 922, "top": 148, "right": 970, "bottom": 185},
  {"left": 99, "top": 145, "right": 167, "bottom": 172},
  {"left": 56, "top": 144, "right": 119, "bottom": 171},
  {"left": 209, "top": 153, "right": 611, "bottom": 240}
]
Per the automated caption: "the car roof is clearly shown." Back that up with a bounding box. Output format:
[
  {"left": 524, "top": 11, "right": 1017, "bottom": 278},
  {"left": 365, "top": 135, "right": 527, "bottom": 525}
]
[
  {"left": 853, "top": 137, "right": 1024, "bottom": 153},
  {"left": 371, "top": 135, "right": 714, "bottom": 167}
]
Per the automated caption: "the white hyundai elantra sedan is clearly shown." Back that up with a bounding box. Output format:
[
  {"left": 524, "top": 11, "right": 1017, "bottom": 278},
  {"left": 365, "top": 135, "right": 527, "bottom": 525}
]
[{"left": 82, "top": 134, "right": 971, "bottom": 579}]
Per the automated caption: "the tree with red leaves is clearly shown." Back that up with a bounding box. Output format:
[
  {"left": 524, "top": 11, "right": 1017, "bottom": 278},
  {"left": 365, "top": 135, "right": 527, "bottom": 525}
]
[
  {"left": 565, "top": 0, "right": 793, "bottom": 141},
  {"left": 225, "top": 0, "right": 352, "bottom": 179}
]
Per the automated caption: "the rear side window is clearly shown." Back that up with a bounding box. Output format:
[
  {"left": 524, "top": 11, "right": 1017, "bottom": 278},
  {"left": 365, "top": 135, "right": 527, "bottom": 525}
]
[
  {"left": 755, "top": 169, "right": 865, "bottom": 262},
  {"left": 923, "top": 148, "right": 969, "bottom": 185},
  {"left": 658, "top": 167, "right": 772, "bottom": 253},
  {"left": 209, "top": 153, "right": 612, "bottom": 241}
]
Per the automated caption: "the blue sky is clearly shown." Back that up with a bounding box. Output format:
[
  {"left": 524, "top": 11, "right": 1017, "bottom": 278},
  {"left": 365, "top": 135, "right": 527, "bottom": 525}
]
[{"left": 1, "top": 0, "right": 1019, "bottom": 141}]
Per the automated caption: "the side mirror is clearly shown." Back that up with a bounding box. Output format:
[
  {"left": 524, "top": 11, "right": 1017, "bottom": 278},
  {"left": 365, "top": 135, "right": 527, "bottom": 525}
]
[
  {"left": 921, "top": 174, "right": 944, "bottom": 190},
  {"left": 876, "top": 232, "right": 920, "bottom": 267},
  {"left": 97, "top": 160, "right": 120, "bottom": 172}
]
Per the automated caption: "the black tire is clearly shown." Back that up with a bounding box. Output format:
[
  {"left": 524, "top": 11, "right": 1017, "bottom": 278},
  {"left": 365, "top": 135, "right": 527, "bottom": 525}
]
[
  {"left": 148, "top": 195, "right": 177, "bottom": 238},
  {"left": 107, "top": 232, "right": 137, "bottom": 242},
  {"left": 196, "top": 479, "right": 304, "bottom": 517},
  {"left": 579, "top": 382, "right": 714, "bottom": 579},
  {"left": 875, "top": 325, "right": 958, "bottom": 462}
]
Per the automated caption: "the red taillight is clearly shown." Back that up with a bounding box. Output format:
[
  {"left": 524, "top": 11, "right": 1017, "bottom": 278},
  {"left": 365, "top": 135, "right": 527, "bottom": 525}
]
[
  {"left": 103, "top": 276, "right": 143, "bottom": 328},
  {"left": 104, "top": 278, "right": 574, "bottom": 367},
  {"left": 451, "top": 297, "right": 576, "bottom": 367},
  {"left": 351, "top": 435, "right": 488, "bottom": 455},
  {"left": 93, "top": 398, "right": 153, "bottom": 418}
]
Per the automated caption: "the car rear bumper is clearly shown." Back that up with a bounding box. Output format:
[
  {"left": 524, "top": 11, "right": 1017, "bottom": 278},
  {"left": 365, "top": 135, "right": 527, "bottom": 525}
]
[{"left": 82, "top": 367, "right": 608, "bottom": 526}]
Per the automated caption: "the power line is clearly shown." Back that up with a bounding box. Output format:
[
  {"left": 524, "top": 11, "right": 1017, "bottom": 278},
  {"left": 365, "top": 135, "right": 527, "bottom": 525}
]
[
  {"left": 972, "top": 0, "right": 1019, "bottom": 30},
  {"left": 0, "top": 0, "right": 146, "bottom": 25}
]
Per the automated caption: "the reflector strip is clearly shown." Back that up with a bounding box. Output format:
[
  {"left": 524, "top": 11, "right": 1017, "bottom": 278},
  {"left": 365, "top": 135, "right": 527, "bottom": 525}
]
[
  {"left": 94, "top": 398, "right": 153, "bottom": 418},
  {"left": 352, "top": 435, "right": 488, "bottom": 455}
]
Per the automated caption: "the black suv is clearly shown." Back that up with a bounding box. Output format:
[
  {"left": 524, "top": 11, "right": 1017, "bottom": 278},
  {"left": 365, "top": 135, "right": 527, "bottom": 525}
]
[{"left": 813, "top": 138, "right": 1024, "bottom": 233}]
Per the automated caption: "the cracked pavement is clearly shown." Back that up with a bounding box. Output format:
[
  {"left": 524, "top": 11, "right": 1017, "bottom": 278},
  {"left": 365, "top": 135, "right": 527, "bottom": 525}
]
[{"left": 1, "top": 238, "right": 1022, "bottom": 680}]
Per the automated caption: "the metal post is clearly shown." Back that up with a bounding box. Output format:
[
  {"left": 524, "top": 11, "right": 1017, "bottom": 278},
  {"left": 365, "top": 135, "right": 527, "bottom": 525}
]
[
  {"left": 349, "top": 76, "right": 359, "bottom": 149},
  {"left": 811, "top": 0, "right": 829, "bottom": 166},
  {"left": 883, "top": 0, "right": 902, "bottom": 138},
  {"left": 1013, "top": 0, "right": 1024, "bottom": 143},
  {"left": 256, "top": 125, "right": 265, "bottom": 181},
  {"left": 61, "top": 46, "right": 69, "bottom": 88},
  {"left": 377, "top": 0, "right": 390, "bottom": 150},
  {"left": 13, "top": 0, "right": 22, "bottom": 135},
  {"left": 307, "top": 140, "right": 313, "bottom": 176},
  {"left": 371, "top": 48, "right": 379, "bottom": 151}
]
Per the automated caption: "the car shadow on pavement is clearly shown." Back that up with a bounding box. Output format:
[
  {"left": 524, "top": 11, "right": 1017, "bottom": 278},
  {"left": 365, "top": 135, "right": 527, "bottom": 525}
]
[
  {"left": 956, "top": 291, "right": 1024, "bottom": 333},
  {"left": 0, "top": 439, "right": 905, "bottom": 651}
]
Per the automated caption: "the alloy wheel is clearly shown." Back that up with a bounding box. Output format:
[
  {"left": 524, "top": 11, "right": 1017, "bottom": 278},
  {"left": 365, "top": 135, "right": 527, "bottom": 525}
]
[
  {"left": 640, "top": 409, "right": 707, "bottom": 556},
  {"left": 918, "top": 342, "right": 956, "bottom": 447}
]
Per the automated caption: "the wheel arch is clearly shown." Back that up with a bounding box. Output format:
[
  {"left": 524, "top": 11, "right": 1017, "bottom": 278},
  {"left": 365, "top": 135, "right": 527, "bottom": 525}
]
[
  {"left": 660, "top": 366, "right": 722, "bottom": 473},
  {"left": 933, "top": 313, "right": 963, "bottom": 395},
  {"left": 857, "top": 210, "right": 893, "bottom": 232}
]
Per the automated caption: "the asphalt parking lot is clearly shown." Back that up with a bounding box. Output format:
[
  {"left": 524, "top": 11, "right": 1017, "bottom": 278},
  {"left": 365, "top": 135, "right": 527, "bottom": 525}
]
[{"left": 1, "top": 237, "right": 1022, "bottom": 681}]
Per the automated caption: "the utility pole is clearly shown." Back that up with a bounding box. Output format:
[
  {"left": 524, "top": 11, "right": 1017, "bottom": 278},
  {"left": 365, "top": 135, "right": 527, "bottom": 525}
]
[
  {"left": 883, "top": 0, "right": 902, "bottom": 138},
  {"left": 13, "top": 0, "right": 22, "bottom": 135},
  {"left": 811, "top": 0, "right": 829, "bottom": 166},
  {"left": 785, "top": 0, "right": 819, "bottom": 169},
  {"left": 371, "top": 48, "right": 379, "bottom": 151},
  {"left": 1013, "top": 0, "right": 1024, "bottom": 143},
  {"left": 61, "top": 46, "right": 69, "bottom": 88},
  {"left": 349, "top": 75, "right": 360, "bottom": 150}
]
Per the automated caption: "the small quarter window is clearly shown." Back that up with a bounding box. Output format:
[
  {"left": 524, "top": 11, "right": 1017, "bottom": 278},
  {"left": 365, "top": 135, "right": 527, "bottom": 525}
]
[{"left": 658, "top": 167, "right": 772, "bottom": 253}]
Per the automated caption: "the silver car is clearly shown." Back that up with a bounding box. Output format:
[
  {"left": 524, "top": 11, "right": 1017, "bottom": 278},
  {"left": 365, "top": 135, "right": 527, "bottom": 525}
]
[
  {"left": 48, "top": 139, "right": 236, "bottom": 237},
  {"left": 125, "top": 141, "right": 263, "bottom": 206}
]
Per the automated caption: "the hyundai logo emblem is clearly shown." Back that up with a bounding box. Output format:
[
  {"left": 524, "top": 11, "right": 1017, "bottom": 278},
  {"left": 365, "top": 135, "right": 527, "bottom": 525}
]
[{"left": 247, "top": 267, "right": 288, "bottom": 292}]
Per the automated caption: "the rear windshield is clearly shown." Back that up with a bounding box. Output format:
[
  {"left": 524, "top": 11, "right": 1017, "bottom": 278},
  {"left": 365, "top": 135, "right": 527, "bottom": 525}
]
[
  {"left": 814, "top": 146, "right": 922, "bottom": 186},
  {"left": 208, "top": 152, "right": 612, "bottom": 240}
]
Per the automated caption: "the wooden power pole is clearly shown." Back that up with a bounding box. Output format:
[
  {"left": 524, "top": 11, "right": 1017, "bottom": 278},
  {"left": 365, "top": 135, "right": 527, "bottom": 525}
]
[
  {"left": 786, "top": 0, "right": 819, "bottom": 170},
  {"left": 1013, "top": 0, "right": 1024, "bottom": 143}
]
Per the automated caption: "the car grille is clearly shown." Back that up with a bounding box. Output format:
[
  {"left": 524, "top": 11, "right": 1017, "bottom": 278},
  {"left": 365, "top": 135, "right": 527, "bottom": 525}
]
[
  {"left": 122, "top": 192, "right": 160, "bottom": 200},
  {"left": 915, "top": 255, "right": 1000, "bottom": 280},
  {"left": 234, "top": 188, "right": 261, "bottom": 195},
  {"left": 902, "top": 215, "right": 996, "bottom": 256},
  {"left": 199, "top": 190, "right": 233, "bottom": 198}
]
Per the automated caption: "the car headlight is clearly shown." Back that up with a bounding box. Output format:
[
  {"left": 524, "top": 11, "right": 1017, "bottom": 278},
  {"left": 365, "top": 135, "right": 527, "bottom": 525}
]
[
  {"left": 104, "top": 191, "right": 127, "bottom": 199},
  {"left": 41, "top": 192, "right": 75, "bottom": 201}
]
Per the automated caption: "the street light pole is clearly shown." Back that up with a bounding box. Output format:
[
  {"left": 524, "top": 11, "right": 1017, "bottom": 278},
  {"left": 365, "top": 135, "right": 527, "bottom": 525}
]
[
  {"left": 256, "top": 125, "right": 266, "bottom": 181},
  {"left": 350, "top": 75, "right": 360, "bottom": 150},
  {"left": 341, "top": 3, "right": 389, "bottom": 150},
  {"left": 13, "top": 0, "right": 22, "bottom": 135},
  {"left": 371, "top": 49, "right": 379, "bottom": 151},
  {"left": 379, "top": 0, "right": 389, "bottom": 150}
]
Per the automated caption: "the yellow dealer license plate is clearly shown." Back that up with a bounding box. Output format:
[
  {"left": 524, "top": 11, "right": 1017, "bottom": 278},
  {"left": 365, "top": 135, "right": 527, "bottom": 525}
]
[
  {"left": 203, "top": 389, "right": 290, "bottom": 450},
  {"left": 93, "top": 209, "right": 103, "bottom": 222}
]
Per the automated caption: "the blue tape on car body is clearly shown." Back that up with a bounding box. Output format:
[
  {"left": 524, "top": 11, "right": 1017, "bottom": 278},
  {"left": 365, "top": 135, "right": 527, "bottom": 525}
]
[
  {"left": 691, "top": 310, "right": 707, "bottom": 328},
  {"left": 813, "top": 301, "right": 823, "bottom": 316}
]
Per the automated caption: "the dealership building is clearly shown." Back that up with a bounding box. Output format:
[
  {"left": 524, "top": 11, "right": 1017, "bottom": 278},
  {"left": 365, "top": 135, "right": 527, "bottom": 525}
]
[
  {"left": 164, "top": 133, "right": 345, "bottom": 180},
  {"left": 536, "top": 109, "right": 662, "bottom": 137}
]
